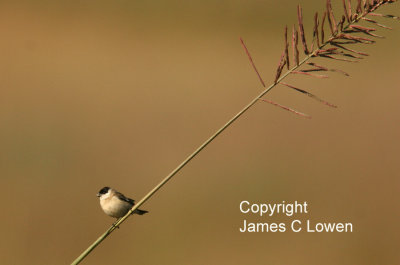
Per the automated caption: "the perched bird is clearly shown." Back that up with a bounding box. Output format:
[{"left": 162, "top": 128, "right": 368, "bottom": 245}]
[{"left": 97, "top": 187, "right": 148, "bottom": 218}]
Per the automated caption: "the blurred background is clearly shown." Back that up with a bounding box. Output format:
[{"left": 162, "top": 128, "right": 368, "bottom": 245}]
[{"left": 1, "top": 0, "right": 399, "bottom": 264}]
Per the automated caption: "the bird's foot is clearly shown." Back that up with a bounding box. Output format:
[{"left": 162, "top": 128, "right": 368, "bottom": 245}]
[{"left": 112, "top": 218, "right": 121, "bottom": 229}]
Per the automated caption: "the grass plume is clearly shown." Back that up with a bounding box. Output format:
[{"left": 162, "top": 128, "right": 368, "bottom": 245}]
[{"left": 265, "top": 0, "right": 399, "bottom": 117}]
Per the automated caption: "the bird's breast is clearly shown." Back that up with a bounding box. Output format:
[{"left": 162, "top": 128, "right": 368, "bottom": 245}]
[{"left": 100, "top": 196, "right": 131, "bottom": 218}]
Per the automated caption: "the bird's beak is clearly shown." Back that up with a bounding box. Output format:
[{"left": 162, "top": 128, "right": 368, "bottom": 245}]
[{"left": 96, "top": 193, "right": 101, "bottom": 197}]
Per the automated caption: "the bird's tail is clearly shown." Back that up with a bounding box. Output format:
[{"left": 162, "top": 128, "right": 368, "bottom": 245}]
[{"left": 134, "top": 209, "right": 149, "bottom": 215}]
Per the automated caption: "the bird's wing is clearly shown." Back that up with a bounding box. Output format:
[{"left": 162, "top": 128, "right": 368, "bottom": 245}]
[{"left": 116, "top": 192, "right": 135, "bottom": 205}]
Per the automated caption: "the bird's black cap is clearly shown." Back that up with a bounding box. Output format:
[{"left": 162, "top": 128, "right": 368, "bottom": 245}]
[{"left": 97, "top": 187, "right": 110, "bottom": 197}]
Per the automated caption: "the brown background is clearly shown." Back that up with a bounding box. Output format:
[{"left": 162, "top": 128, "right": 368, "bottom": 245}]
[{"left": 1, "top": 0, "right": 399, "bottom": 264}]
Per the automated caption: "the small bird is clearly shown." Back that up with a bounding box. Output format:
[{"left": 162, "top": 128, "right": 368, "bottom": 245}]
[{"left": 97, "top": 187, "right": 148, "bottom": 218}]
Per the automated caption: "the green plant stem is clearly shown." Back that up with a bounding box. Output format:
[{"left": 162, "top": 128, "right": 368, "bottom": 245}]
[{"left": 70, "top": 2, "right": 389, "bottom": 264}]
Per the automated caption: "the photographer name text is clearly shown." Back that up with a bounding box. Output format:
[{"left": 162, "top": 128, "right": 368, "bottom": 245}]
[{"left": 239, "top": 201, "right": 353, "bottom": 233}]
